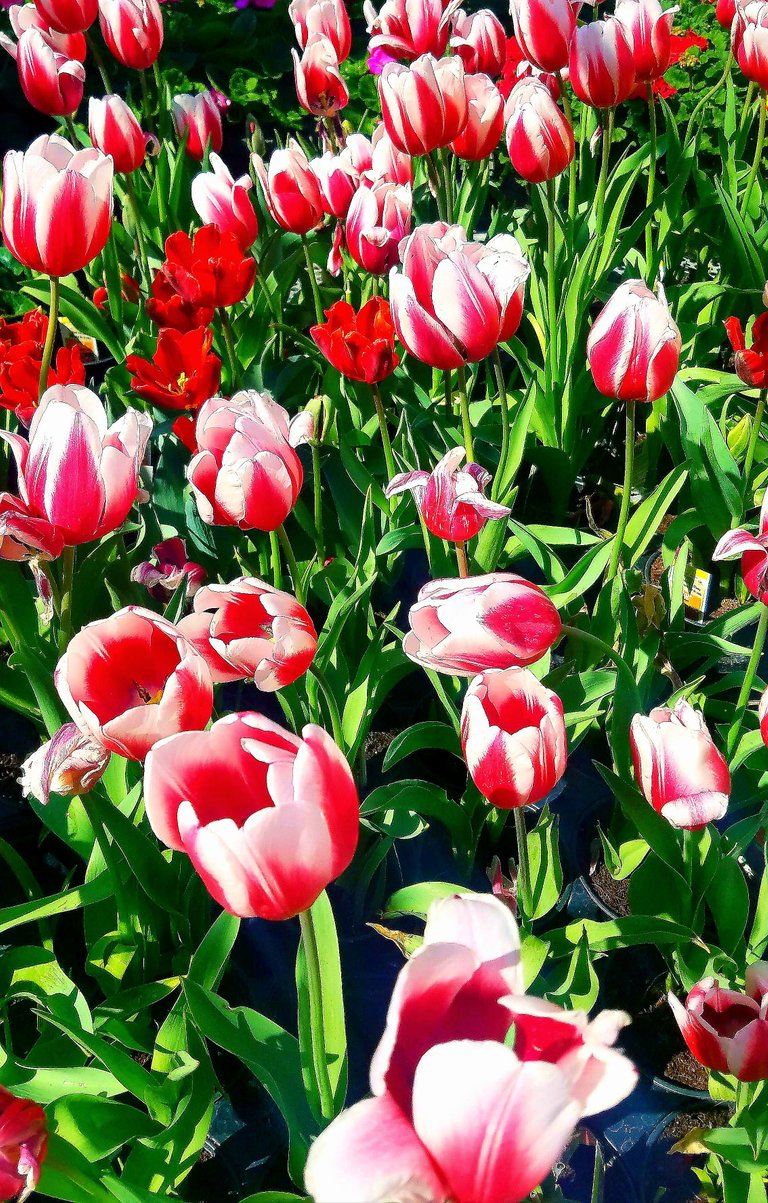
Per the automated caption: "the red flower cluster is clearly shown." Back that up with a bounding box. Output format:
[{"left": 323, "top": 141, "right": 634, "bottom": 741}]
[
  {"left": 0, "top": 308, "right": 86, "bottom": 423},
  {"left": 146, "top": 224, "right": 257, "bottom": 331},
  {"left": 310, "top": 297, "right": 399, "bottom": 383},
  {"left": 126, "top": 327, "right": 222, "bottom": 413}
]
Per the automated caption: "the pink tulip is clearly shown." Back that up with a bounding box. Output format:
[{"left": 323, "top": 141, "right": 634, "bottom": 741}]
[
  {"left": 450, "top": 8, "right": 507, "bottom": 76},
  {"left": 88, "top": 94, "right": 146, "bottom": 174},
  {"left": 461, "top": 667, "right": 567, "bottom": 808},
  {"left": 252, "top": 138, "right": 324, "bottom": 234},
  {"left": 615, "top": 0, "right": 677, "bottom": 82},
  {"left": 669, "top": 969, "right": 768, "bottom": 1081},
  {"left": 390, "top": 222, "right": 530, "bottom": 369},
  {"left": 172, "top": 90, "right": 223, "bottom": 161},
  {"left": 364, "top": 0, "right": 460, "bottom": 61},
  {"left": 0, "top": 1087, "right": 47, "bottom": 1202},
  {"left": 713, "top": 491, "right": 768, "bottom": 603},
  {"left": 305, "top": 892, "right": 637, "bottom": 1203},
  {"left": 509, "top": 0, "right": 576, "bottom": 72},
  {"left": 405, "top": 573, "right": 562, "bottom": 675},
  {"left": 191, "top": 152, "right": 258, "bottom": 248},
  {"left": 32, "top": 0, "right": 95, "bottom": 32},
  {"left": 292, "top": 33, "right": 349, "bottom": 117},
  {"left": 733, "top": 2, "right": 768, "bottom": 88},
  {"left": 56, "top": 606, "right": 213, "bottom": 761},
  {"left": 450, "top": 72, "right": 505, "bottom": 160},
  {"left": 6, "top": 2, "right": 86, "bottom": 57},
  {"left": 130, "top": 537, "right": 206, "bottom": 601},
  {"left": 98, "top": 0, "right": 163, "bottom": 68},
  {"left": 177, "top": 577, "right": 317, "bottom": 690},
  {"left": 370, "top": 122, "right": 413, "bottom": 184},
  {"left": 630, "top": 698, "right": 730, "bottom": 829},
  {"left": 346, "top": 178, "right": 412, "bottom": 274},
  {"left": 0, "top": 27, "right": 84, "bottom": 114},
  {"left": 379, "top": 54, "right": 469, "bottom": 155},
  {"left": 0, "top": 494, "right": 63, "bottom": 562},
  {"left": 717, "top": 0, "right": 737, "bottom": 28},
  {"left": 569, "top": 18, "right": 636, "bottom": 108},
  {"left": 505, "top": 77, "right": 575, "bottom": 183},
  {"left": 143, "top": 713, "right": 359, "bottom": 920},
  {"left": 587, "top": 279, "right": 681, "bottom": 402},
  {"left": 187, "top": 390, "right": 312, "bottom": 532},
  {"left": 311, "top": 143, "right": 370, "bottom": 218},
  {"left": 385, "top": 446, "right": 509, "bottom": 541},
  {"left": 2, "top": 134, "right": 113, "bottom": 277},
  {"left": 289, "top": 0, "right": 351, "bottom": 60},
  {"left": 0, "top": 384, "right": 151, "bottom": 546},
  {"left": 21, "top": 721, "right": 110, "bottom": 804}
]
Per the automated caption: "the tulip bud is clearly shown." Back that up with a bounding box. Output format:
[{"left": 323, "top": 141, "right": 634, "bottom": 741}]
[
  {"left": 21, "top": 721, "right": 110, "bottom": 804},
  {"left": 365, "top": 0, "right": 460, "bottom": 61},
  {"left": 247, "top": 114, "right": 266, "bottom": 157},
  {"left": 615, "top": 0, "right": 677, "bottom": 83},
  {"left": 191, "top": 153, "right": 258, "bottom": 249},
  {"left": 733, "top": 1, "right": 768, "bottom": 90},
  {"left": 379, "top": 54, "right": 469, "bottom": 156},
  {"left": 346, "top": 178, "right": 413, "bottom": 274},
  {"left": 172, "top": 90, "right": 223, "bottom": 161},
  {"left": 89, "top": 94, "right": 146, "bottom": 174},
  {"left": 305, "top": 393, "right": 333, "bottom": 444},
  {"left": 33, "top": 0, "right": 96, "bottom": 32},
  {"left": 630, "top": 698, "right": 730, "bottom": 829},
  {"left": 716, "top": 0, "right": 736, "bottom": 26},
  {"left": 253, "top": 138, "right": 324, "bottom": 234},
  {"left": 587, "top": 279, "right": 681, "bottom": 403},
  {"left": 505, "top": 77, "right": 575, "bottom": 183},
  {"left": 2, "top": 27, "right": 85, "bottom": 115},
  {"left": 449, "top": 72, "right": 505, "bottom": 161},
  {"left": 450, "top": 8, "right": 507, "bottom": 76},
  {"left": 385, "top": 446, "right": 510, "bottom": 541},
  {"left": 509, "top": 0, "right": 576, "bottom": 72},
  {"left": 98, "top": 0, "right": 163, "bottom": 69},
  {"left": 568, "top": 17, "right": 636, "bottom": 108},
  {"left": 289, "top": 0, "right": 351, "bottom": 61},
  {"left": 370, "top": 122, "right": 413, "bottom": 184}
]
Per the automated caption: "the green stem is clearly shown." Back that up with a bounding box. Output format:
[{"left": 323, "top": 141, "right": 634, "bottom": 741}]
[
  {"left": 741, "top": 91, "right": 767, "bottom": 219},
  {"left": 218, "top": 308, "right": 239, "bottom": 390},
  {"left": 301, "top": 235, "right": 324, "bottom": 326},
  {"left": 309, "top": 663, "right": 344, "bottom": 748},
  {"left": 514, "top": 807, "right": 531, "bottom": 919},
  {"left": 546, "top": 176, "right": 558, "bottom": 401},
  {"left": 492, "top": 349, "right": 510, "bottom": 502},
  {"left": 594, "top": 108, "right": 615, "bottom": 242},
  {"left": 607, "top": 400, "right": 636, "bottom": 582},
  {"left": 457, "top": 365, "right": 474, "bottom": 462},
  {"left": 269, "top": 529, "right": 283, "bottom": 591},
  {"left": 298, "top": 905, "right": 335, "bottom": 1121},
  {"left": 311, "top": 443, "right": 325, "bottom": 562},
  {"left": 560, "top": 623, "right": 642, "bottom": 713},
  {"left": 85, "top": 30, "right": 112, "bottom": 93},
  {"left": 371, "top": 382, "right": 397, "bottom": 483},
  {"left": 424, "top": 152, "right": 446, "bottom": 222},
  {"left": 727, "top": 604, "right": 768, "bottom": 756},
  {"left": 684, "top": 50, "right": 732, "bottom": 146},
  {"left": 139, "top": 68, "right": 152, "bottom": 126},
  {"left": 740, "top": 81, "right": 757, "bottom": 134},
  {"left": 58, "top": 546, "right": 75, "bottom": 655},
  {"left": 559, "top": 80, "right": 577, "bottom": 231},
  {"left": 744, "top": 389, "right": 767, "bottom": 483},
  {"left": 277, "top": 523, "right": 304, "bottom": 605},
  {"left": 645, "top": 84, "right": 657, "bottom": 275},
  {"left": 125, "top": 176, "right": 151, "bottom": 289},
  {"left": 64, "top": 114, "right": 79, "bottom": 144},
  {"left": 38, "top": 276, "right": 60, "bottom": 400}
]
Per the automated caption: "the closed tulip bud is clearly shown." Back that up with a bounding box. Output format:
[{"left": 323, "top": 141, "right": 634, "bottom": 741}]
[
  {"left": 172, "top": 90, "right": 223, "bottom": 161},
  {"left": 630, "top": 699, "right": 730, "bottom": 829},
  {"left": 0, "top": 1088, "right": 47, "bottom": 1202},
  {"left": 88, "top": 94, "right": 146, "bottom": 173},
  {"left": 509, "top": 0, "right": 576, "bottom": 72},
  {"left": 405, "top": 573, "right": 562, "bottom": 675},
  {"left": 32, "top": 0, "right": 95, "bottom": 32},
  {"left": 569, "top": 18, "right": 636, "bottom": 108},
  {"left": 188, "top": 390, "right": 312, "bottom": 531},
  {"left": 292, "top": 33, "right": 349, "bottom": 117},
  {"left": 144, "top": 713, "right": 359, "bottom": 920},
  {"left": 370, "top": 121, "right": 413, "bottom": 184},
  {"left": 191, "top": 152, "right": 258, "bottom": 248},
  {"left": 451, "top": 8, "right": 507, "bottom": 75},
  {"left": 390, "top": 222, "right": 529, "bottom": 369},
  {"left": 253, "top": 138, "right": 324, "bottom": 234},
  {"left": 6, "top": 2, "right": 86, "bottom": 57},
  {"left": 99, "top": 0, "right": 162, "bottom": 68},
  {"left": 716, "top": 0, "right": 737, "bottom": 27},
  {"left": 615, "top": 0, "right": 677, "bottom": 82},
  {"left": 587, "top": 279, "right": 681, "bottom": 402},
  {"left": 505, "top": 77, "right": 574, "bottom": 183},
  {"left": 311, "top": 148, "right": 364, "bottom": 218},
  {"left": 178, "top": 578, "right": 317, "bottom": 689},
  {"left": 760, "top": 686, "right": 768, "bottom": 747},
  {"left": 733, "top": 1, "right": 768, "bottom": 89},
  {"left": 713, "top": 491, "right": 768, "bottom": 602},
  {"left": 289, "top": 0, "right": 351, "bottom": 61},
  {"left": 346, "top": 178, "right": 412, "bottom": 274},
  {"left": 1, "top": 27, "right": 84, "bottom": 114},
  {"left": 380, "top": 54, "right": 469, "bottom": 156},
  {"left": 461, "top": 667, "right": 567, "bottom": 808},
  {"left": 3, "top": 134, "right": 113, "bottom": 276},
  {"left": 450, "top": 72, "right": 505, "bottom": 161},
  {"left": 669, "top": 976, "right": 768, "bottom": 1081},
  {"left": 21, "top": 721, "right": 110, "bottom": 804},
  {"left": 386, "top": 447, "right": 510, "bottom": 541},
  {"left": 365, "top": 0, "right": 460, "bottom": 61}
]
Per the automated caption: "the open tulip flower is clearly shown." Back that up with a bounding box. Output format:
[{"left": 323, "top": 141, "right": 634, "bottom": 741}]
[
  {"left": 630, "top": 698, "right": 730, "bottom": 829},
  {"left": 450, "top": 72, "right": 505, "bottom": 161},
  {"left": 292, "top": 33, "right": 349, "bottom": 117},
  {"left": 364, "top": 0, "right": 460, "bottom": 62},
  {"left": 21, "top": 720, "right": 110, "bottom": 804},
  {"left": 379, "top": 54, "right": 469, "bottom": 155},
  {"left": 385, "top": 446, "right": 510, "bottom": 541},
  {"left": 0, "top": 1087, "right": 47, "bottom": 1202},
  {"left": 146, "top": 225, "right": 256, "bottom": 330},
  {"left": 724, "top": 311, "right": 768, "bottom": 387},
  {"left": 713, "top": 490, "right": 768, "bottom": 601},
  {"left": 130, "top": 537, "right": 205, "bottom": 602},
  {"left": 126, "top": 327, "right": 222, "bottom": 414},
  {"left": 669, "top": 965, "right": 768, "bottom": 1081},
  {"left": 311, "top": 296, "right": 400, "bottom": 382}
]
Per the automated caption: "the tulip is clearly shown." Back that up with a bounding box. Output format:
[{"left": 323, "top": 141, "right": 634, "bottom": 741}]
[
  {"left": 717, "top": 0, "right": 737, "bottom": 27},
  {"left": 191, "top": 153, "right": 258, "bottom": 248},
  {"left": 292, "top": 33, "right": 349, "bottom": 117},
  {"left": 760, "top": 685, "right": 768, "bottom": 747},
  {"left": 146, "top": 226, "right": 256, "bottom": 330},
  {"left": 21, "top": 721, "right": 110, "bottom": 804},
  {"left": 405, "top": 573, "right": 562, "bottom": 675},
  {"left": 615, "top": 0, "right": 677, "bottom": 82},
  {"left": 733, "top": 1, "right": 768, "bottom": 89},
  {"left": 0, "top": 493, "right": 63, "bottom": 562},
  {"left": 171, "top": 90, "right": 223, "bottom": 161},
  {"left": 450, "top": 8, "right": 507, "bottom": 76},
  {"left": 450, "top": 72, "right": 505, "bottom": 160},
  {"left": 188, "top": 390, "right": 312, "bottom": 531},
  {"left": 0, "top": 384, "right": 151, "bottom": 547},
  {"left": 143, "top": 713, "right": 359, "bottom": 920},
  {"left": 386, "top": 447, "right": 510, "bottom": 541},
  {"left": 56, "top": 606, "right": 213, "bottom": 761},
  {"left": 88, "top": 94, "right": 146, "bottom": 174},
  {"left": 98, "top": 0, "right": 163, "bottom": 68},
  {"left": 390, "top": 222, "right": 530, "bottom": 369},
  {"left": 252, "top": 139, "right": 324, "bottom": 235},
  {"left": 509, "top": 0, "right": 576, "bottom": 72},
  {"left": 669, "top": 972, "right": 768, "bottom": 1081},
  {"left": 131, "top": 537, "right": 205, "bottom": 601},
  {"left": 1, "top": 27, "right": 84, "bottom": 114},
  {"left": 311, "top": 296, "right": 400, "bottom": 383},
  {"left": 569, "top": 18, "right": 636, "bottom": 108},
  {"left": 127, "top": 327, "right": 221, "bottom": 413},
  {"left": 33, "top": 0, "right": 96, "bottom": 32},
  {"left": 713, "top": 491, "right": 768, "bottom": 602},
  {"left": 289, "top": 0, "right": 351, "bottom": 61},
  {"left": 311, "top": 147, "right": 365, "bottom": 219},
  {"left": 379, "top": 54, "right": 469, "bottom": 155},
  {"left": 724, "top": 312, "right": 768, "bottom": 387},
  {"left": 346, "top": 178, "right": 412, "bottom": 275},
  {"left": 305, "top": 892, "right": 637, "bottom": 1203},
  {"left": 370, "top": 122, "right": 413, "bottom": 184},
  {"left": 5, "top": 3, "right": 86, "bottom": 59},
  {"left": 587, "top": 279, "right": 681, "bottom": 403},
  {"left": 3, "top": 134, "right": 113, "bottom": 277},
  {"left": 0, "top": 1087, "right": 47, "bottom": 1202},
  {"left": 178, "top": 577, "right": 317, "bottom": 689},
  {"left": 505, "top": 77, "right": 575, "bottom": 183},
  {"left": 364, "top": 0, "right": 460, "bottom": 61},
  {"left": 630, "top": 698, "right": 730, "bottom": 829}
]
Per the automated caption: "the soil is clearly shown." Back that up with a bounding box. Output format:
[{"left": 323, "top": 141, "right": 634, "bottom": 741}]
[
  {"left": 364, "top": 730, "right": 399, "bottom": 760},
  {"left": 708, "top": 596, "right": 741, "bottom": 622},
  {"left": 0, "top": 751, "right": 21, "bottom": 801},
  {"left": 589, "top": 864, "right": 631, "bottom": 916},
  {"left": 663, "top": 1050, "right": 709, "bottom": 1092},
  {"left": 650, "top": 552, "right": 666, "bottom": 589},
  {"left": 661, "top": 1106, "right": 733, "bottom": 1143}
]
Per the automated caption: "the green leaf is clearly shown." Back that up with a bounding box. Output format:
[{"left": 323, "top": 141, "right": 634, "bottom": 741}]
[
  {"left": 383, "top": 882, "right": 464, "bottom": 919},
  {"left": 671, "top": 378, "right": 742, "bottom": 537},
  {"left": 624, "top": 466, "right": 688, "bottom": 565},
  {"left": 296, "top": 892, "right": 347, "bottom": 1118},
  {"left": 361, "top": 780, "right": 472, "bottom": 857},
  {"left": 382, "top": 722, "right": 462, "bottom": 771},
  {"left": 23, "top": 280, "right": 124, "bottom": 361},
  {"left": 527, "top": 807, "right": 563, "bottom": 920},
  {"left": 51, "top": 1096, "right": 159, "bottom": 1162}
]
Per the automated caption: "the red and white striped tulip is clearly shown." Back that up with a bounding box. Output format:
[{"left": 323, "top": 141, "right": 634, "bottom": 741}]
[
  {"left": 379, "top": 54, "right": 469, "bottom": 155},
  {"left": 733, "top": 1, "right": 768, "bottom": 89},
  {"left": 33, "top": 0, "right": 95, "bottom": 32},
  {"left": 587, "top": 279, "right": 681, "bottom": 403},
  {"left": 89, "top": 94, "right": 146, "bottom": 174},
  {"left": 1, "top": 27, "right": 84, "bottom": 114},
  {"left": 450, "top": 8, "right": 507, "bottom": 76},
  {"left": 630, "top": 698, "right": 730, "bottom": 829},
  {"left": 4, "top": 4, "right": 86, "bottom": 60},
  {"left": 450, "top": 72, "right": 505, "bottom": 161},
  {"left": 615, "top": 0, "right": 677, "bottom": 82},
  {"left": 669, "top": 970, "right": 768, "bottom": 1081},
  {"left": 0, "top": 1088, "right": 47, "bottom": 1202},
  {"left": 370, "top": 122, "right": 413, "bottom": 184},
  {"left": 509, "top": 0, "right": 576, "bottom": 72},
  {"left": 311, "top": 148, "right": 365, "bottom": 218},
  {"left": 253, "top": 138, "right": 324, "bottom": 234},
  {"left": 505, "top": 76, "right": 574, "bottom": 182},
  {"left": 172, "top": 90, "right": 223, "bottom": 161},
  {"left": 293, "top": 33, "right": 349, "bottom": 117},
  {"left": 385, "top": 446, "right": 510, "bottom": 541},
  {"left": 21, "top": 721, "right": 110, "bottom": 804},
  {"left": 364, "top": 0, "right": 460, "bottom": 61},
  {"left": 568, "top": 17, "right": 636, "bottom": 108},
  {"left": 289, "top": 0, "right": 351, "bottom": 60},
  {"left": 717, "top": 0, "right": 737, "bottom": 27},
  {"left": 346, "top": 178, "right": 412, "bottom": 274},
  {"left": 191, "top": 153, "right": 258, "bottom": 248},
  {"left": 98, "top": 0, "right": 163, "bottom": 69},
  {"left": 713, "top": 491, "right": 768, "bottom": 603}
]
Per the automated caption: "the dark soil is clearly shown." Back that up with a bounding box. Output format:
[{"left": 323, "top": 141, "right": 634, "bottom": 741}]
[
  {"left": 664, "top": 1050, "right": 709, "bottom": 1092},
  {"left": 589, "top": 864, "right": 631, "bottom": 916},
  {"left": 365, "top": 730, "right": 399, "bottom": 760},
  {"left": 661, "top": 1106, "right": 732, "bottom": 1143},
  {"left": 650, "top": 552, "right": 666, "bottom": 589},
  {"left": 708, "top": 596, "right": 741, "bottom": 622},
  {"left": 0, "top": 751, "right": 21, "bottom": 800}
]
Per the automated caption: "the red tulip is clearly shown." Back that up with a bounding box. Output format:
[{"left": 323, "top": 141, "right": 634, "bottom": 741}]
[
  {"left": 289, "top": 0, "right": 351, "bottom": 61},
  {"left": 587, "top": 279, "right": 681, "bottom": 402},
  {"left": 146, "top": 225, "right": 256, "bottom": 330},
  {"left": 192, "top": 153, "right": 257, "bottom": 247},
  {"left": 0, "top": 384, "right": 151, "bottom": 547},
  {"left": 724, "top": 312, "right": 768, "bottom": 387},
  {"left": 131, "top": 537, "right": 205, "bottom": 601},
  {"left": 405, "top": 573, "right": 562, "bottom": 675},
  {"left": 33, "top": 0, "right": 95, "bottom": 32},
  {"left": 4, "top": 4, "right": 86, "bottom": 59},
  {"left": 178, "top": 577, "right": 317, "bottom": 689},
  {"left": 1, "top": 26, "right": 84, "bottom": 114},
  {"left": 379, "top": 54, "right": 469, "bottom": 155},
  {"left": 172, "top": 90, "right": 223, "bottom": 161},
  {"left": 21, "top": 721, "right": 110, "bottom": 804},
  {"left": 370, "top": 122, "right": 413, "bottom": 184},
  {"left": 505, "top": 77, "right": 575, "bottom": 183},
  {"left": 56, "top": 606, "right": 213, "bottom": 761},
  {"left": 716, "top": 0, "right": 737, "bottom": 27},
  {"left": 615, "top": 0, "right": 676, "bottom": 82},
  {"left": 499, "top": 32, "right": 562, "bottom": 99},
  {"left": 509, "top": 0, "right": 576, "bottom": 72},
  {"left": 669, "top": 970, "right": 768, "bottom": 1081},
  {"left": 293, "top": 33, "right": 349, "bottom": 116},
  {"left": 126, "top": 326, "right": 222, "bottom": 413},
  {"left": 346, "top": 178, "right": 412, "bottom": 274},
  {"left": 2, "top": 134, "right": 113, "bottom": 277},
  {"left": 0, "top": 308, "right": 85, "bottom": 424},
  {"left": 569, "top": 17, "right": 636, "bottom": 108},
  {"left": 390, "top": 222, "right": 529, "bottom": 369},
  {"left": 386, "top": 447, "right": 509, "bottom": 540},
  {"left": 311, "top": 296, "right": 400, "bottom": 383},
  {"left": 450, "top": 72, "right": 505, "bottom": 160},
  {"left": 365, "top": 0, "right": 460, "bottom": 61},
  {"left": 143, "top": 713, "right": 359, "bottom": 920},
  {"left": 733, "top": 1, "right": 768, "bottom": 89},
  {"left": 0, "top": 1087, "right": 47, "bottom": 1202},
  {"left": 630, "top": 698, "right": 730, "bottom": 829},
  {"left": 252, "top": 139, "right": 324, "bottom": 235},
  {"left": 88, "top": 94, "right": 146, "bottom": 173},
  {"left": 99, "top": 0, "right": 163, "bottom": 69},
  {"left": 450, "top": 8, "right": 507, "bottom": 76},
  {"left": 713, "top": 491, "right": 768, "bottom": 602},
  {"left": 187, "top": 390, "right": 312, "bottom": 531}
]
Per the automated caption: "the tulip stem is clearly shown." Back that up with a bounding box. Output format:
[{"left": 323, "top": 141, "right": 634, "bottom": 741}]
[
  {"left": 309, "top": 663, "right": 344, "bottom": 749},
  {"left": 456, "top": 365, "right": 474, "bottom": 463},
  {"left": 370, "top": 382, "right": 397, "bottom": 484},
  {"left": 607, "top": 400, "right": 636, "bottom": 582},
  {"left": 312, "top": 443, "right": 325, "bottom": 563},
  {"left": 58, "top": 546, "right": 75, "bottom": 654},
  {"left": 684, "top": 51, "right": 732, "bottom": 147},
  {"left": 558, "top": 80, "right": 577, "bottom": 231},
  {"left": 455, "top": 542, "right": 469, "bottom": 578},
  {"left": 744, "top": 389, "right": 767, "bottom": 485},
  {"left": 424, "top": 153, "right": 446, "bottom": 222},
  {"left": 492, "top": 348, "right": 510, "bottom": 503},
  {"left": 64, "top": 115, "right": 79, "bottom": 145},
  {"left": 269, "top": 530, "right": 283, "bottom": 590},
  {"left": 301, "top": 235, "right": 324, "bottom": 326},
  {"left": 560, "top": 623, "right": 642, "bottom": 714},
  {"left": 645, "top": 84, "right": 657, "bottom": 276},
  {"left": 594, "top": 108, "right": 614, "bottom": 244},
  {"left": 298, "top": 905, "right": 336, "bottom": 1122},
  {"left": 277, "top": 523, "right": 305, "bottom": 605},
  {"left": 545, "top": 176, "right": 558, "bottom": 402},
  {"left": 741, "top": 90, "right": 767, "bottom": 220},
  {"left": 218, "top": 308, "right": 239, "bottom": 390},
  {"left": 38, "top": 276, "right": 60, "bottom": 401},
  {"left": 727, "top": 603, "right": 768, "bottom": 757},
  {"left": 513, "top": 807, "right": 531, "bottom": 919},
  {"left": 85, "top": 31, "right": 112, "bottom": 94}
]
